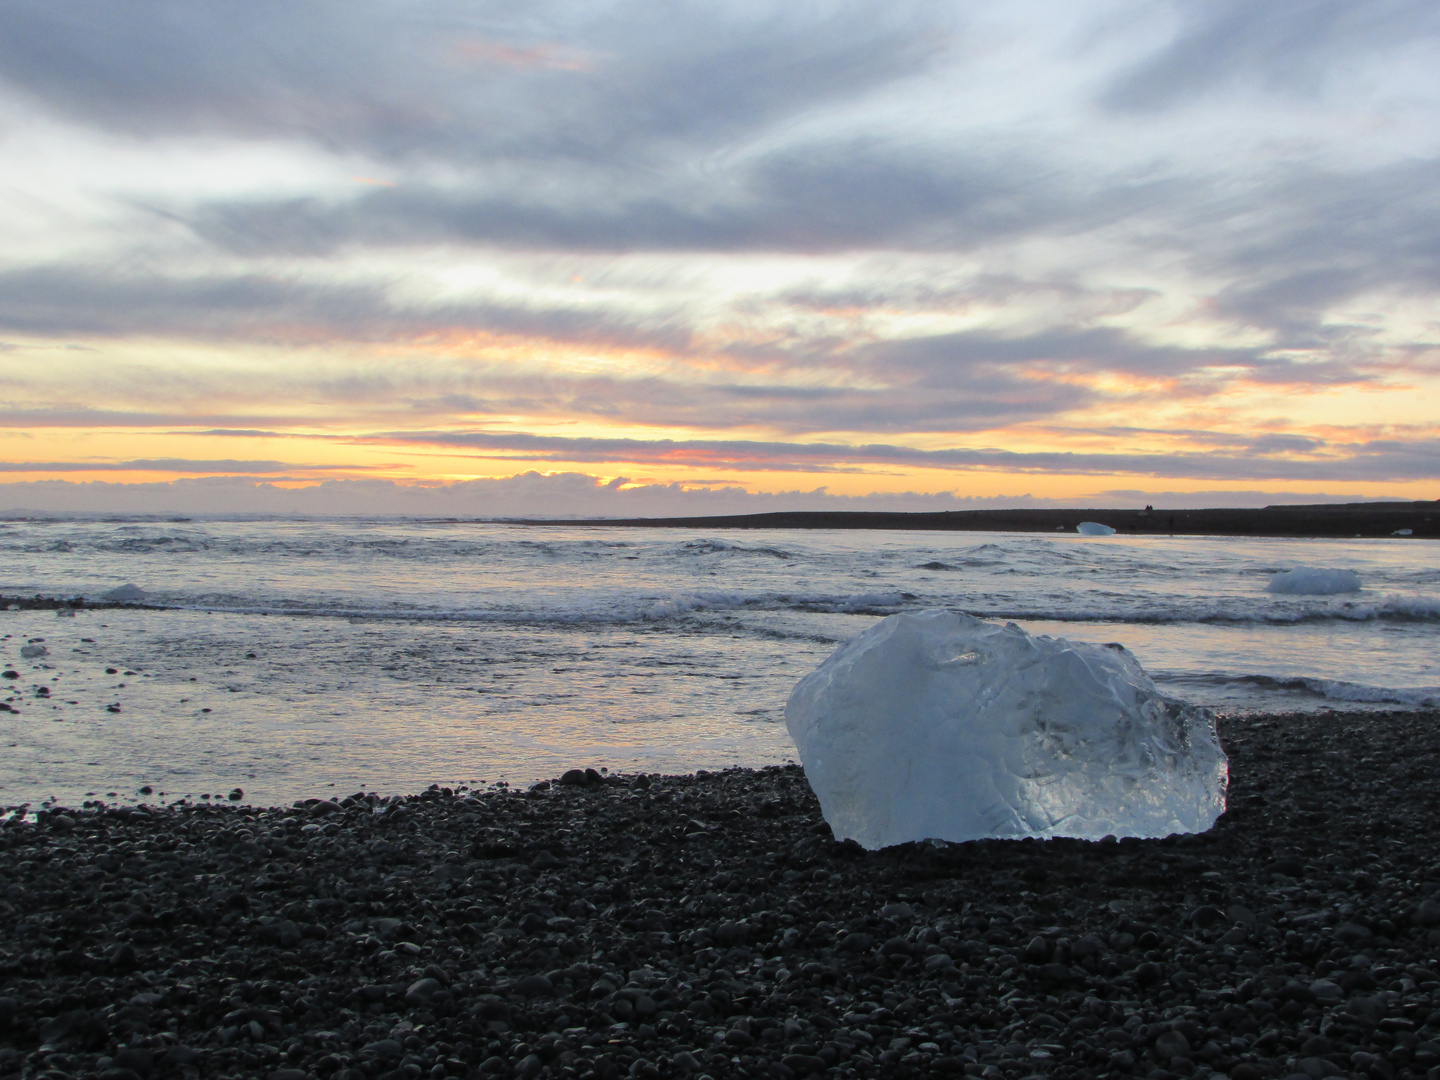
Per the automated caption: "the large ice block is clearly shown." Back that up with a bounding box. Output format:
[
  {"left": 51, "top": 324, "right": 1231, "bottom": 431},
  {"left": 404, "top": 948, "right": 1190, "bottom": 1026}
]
[{"left": 784, "top": 609, "right": 1227, "bottom": 849}]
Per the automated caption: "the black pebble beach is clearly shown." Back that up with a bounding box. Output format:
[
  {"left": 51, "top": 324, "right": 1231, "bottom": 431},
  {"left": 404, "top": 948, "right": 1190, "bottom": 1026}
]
[{"left": 4, "top": 711, "right": 1440, "bottom": 1080}]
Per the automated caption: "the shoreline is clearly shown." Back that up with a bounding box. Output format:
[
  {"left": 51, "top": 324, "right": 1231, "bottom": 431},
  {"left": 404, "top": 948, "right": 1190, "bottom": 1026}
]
[
  {"left": 2, "top": 710, "right": 1439, "bottom": 1080},
  {"left": 494, "top": 502, "right": 1440, "bottom": 540}
]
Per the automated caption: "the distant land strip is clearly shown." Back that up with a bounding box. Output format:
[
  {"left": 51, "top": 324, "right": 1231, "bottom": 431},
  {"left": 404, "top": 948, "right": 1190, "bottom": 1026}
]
[{"left": 496, "top": 501, "right": 1440, "bottom": 539}]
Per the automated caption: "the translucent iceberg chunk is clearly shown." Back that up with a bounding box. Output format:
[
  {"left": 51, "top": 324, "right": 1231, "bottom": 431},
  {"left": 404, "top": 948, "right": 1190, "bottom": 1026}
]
[
  {"left": 101, "top": 584, "right": 148, "bottom": 602},
  {"left": 784, "top": 610, "right": 1227, "bottom": 849},
  {"left": 1076, "top": 521, "right": 1116, "bottom": 536},
  {"left": 1265, "top": 567, "right": 1361, "bottom": 595}
]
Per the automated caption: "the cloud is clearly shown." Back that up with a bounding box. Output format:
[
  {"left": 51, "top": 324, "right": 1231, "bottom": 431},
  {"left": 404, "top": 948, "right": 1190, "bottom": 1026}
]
[
  {"left": 180, "top": 136, "right": 1101, "bottom": 258},
  {"left": 340, "top": 428, "right": 1440, "bottom": 483},
  {"left": 0, "top": 265, "right": 692, "bottom": 354},
  {"left": 1202, "top": 157, "right": 1440, "bottom": 334},
  {"left": 0, "top": 0, "right": 947, "bottom": 160},
  {"left": 1099, "top": 0, "right": 1440, "bottom": 111},
  {"left": 0, "top": 458, "right": 395, "bottom": 474}
]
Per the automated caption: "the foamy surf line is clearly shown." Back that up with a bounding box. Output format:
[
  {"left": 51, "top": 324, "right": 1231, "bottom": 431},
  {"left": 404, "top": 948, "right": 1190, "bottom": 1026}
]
[
  {"left": 8, "top": 591, "right": 1440, "bottom": 626},
  {"left": 1162, "top": 672, "right": 1440, "bottom": 709}
]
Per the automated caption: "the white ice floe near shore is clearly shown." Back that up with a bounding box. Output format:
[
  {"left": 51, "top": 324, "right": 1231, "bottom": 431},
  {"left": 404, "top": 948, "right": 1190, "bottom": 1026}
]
[
  {"left": 785, "top": 609, "right": 1228, "bottom": 849},
  {"left": 1266, "top": 567, "right": 1362, "bottom": 595},
  {"left": 1076, "top": 521, "right": 1116, "bottom": 536},
  {"left": 100, "top": 583, "right": 148, "bottom": 601}
]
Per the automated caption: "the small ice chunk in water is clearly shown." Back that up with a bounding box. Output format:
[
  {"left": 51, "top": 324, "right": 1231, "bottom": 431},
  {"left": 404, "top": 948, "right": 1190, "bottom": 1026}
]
[
  {"left": 101, "top": 584, "right": 147, "bottom": 602},
  {"left": 785, "top": 609, "right": 1227, "bottom": 849},
  {"left": 1265, "top": 567, "right": 1361, "bottom": 595},
  {"left": 1076, "top": 521, "right": 1116, "bottom": 536},
  {"left": 20, "top": 643, "right": 47, "bottom": 658}
]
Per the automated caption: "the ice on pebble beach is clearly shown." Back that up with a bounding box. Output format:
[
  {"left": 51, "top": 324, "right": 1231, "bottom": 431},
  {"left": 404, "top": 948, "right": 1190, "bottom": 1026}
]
[
  {"left": 19, "top": 643, "right": 47, "bottom": 658},
  {"left": 1076, "top": 521, "right": 1116, "bottom": 536},
  {"left": 100, "top": 583, "right": 148, "bottom": 602},
  {"left": 785, "top": 609, "right": 1228, "bottom": 849},
  {"left": 1266, "top": 567, "right": 1362, "bottom": 595}
]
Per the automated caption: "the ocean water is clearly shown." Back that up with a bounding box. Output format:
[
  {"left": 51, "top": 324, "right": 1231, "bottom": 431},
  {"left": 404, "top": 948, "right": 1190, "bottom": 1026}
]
[{"left": 1, "top": 517, "right": 1436, "bottom": 806}]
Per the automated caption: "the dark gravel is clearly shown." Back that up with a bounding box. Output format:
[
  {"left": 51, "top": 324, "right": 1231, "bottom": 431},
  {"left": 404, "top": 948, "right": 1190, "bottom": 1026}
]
[{"left": 3, "top": 710, "right": 1440, "bottom": 1080}]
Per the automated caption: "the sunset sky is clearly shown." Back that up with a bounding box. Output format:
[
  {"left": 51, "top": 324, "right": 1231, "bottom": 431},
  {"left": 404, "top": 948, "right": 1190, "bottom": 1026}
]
[{"left": 1, "top": 0, "right": 1438, "bottom": 515}]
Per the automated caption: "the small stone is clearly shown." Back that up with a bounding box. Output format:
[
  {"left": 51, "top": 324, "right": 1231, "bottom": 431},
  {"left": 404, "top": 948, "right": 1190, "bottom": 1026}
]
[
  {"left": 404, "top": 977, "right": 444, "bottom": 1006},
  {"left": 1310, "top": 979, "right": 1343, "bottom": 1003},
  {"left": 109, "top": 943, "right": 139, "bottom": 971},
  {"left": 1071, "top": 933, "right": 1104, "bottom": 958},
  {"left": 228, "top": 788, "right": 243, "bottom": 801},
  {"left": 113, "top": 1047, "right": 152, "bottom": 1074},
  {"left": 513, "top": 974, "right": 554, "bottom": 997},
  {"left": 1334, "top": 921, "right": 1374, "bottom": 946},
  {"left": 558, "top": 769, "right": 589, "bottom": 786},
  {"left": 1189, "top": 904, "right": 1224, "bottom": 928},
  {"left": 514, "top": 1053, "right": 543, "bottom": 1078},
  {"left": 365, "top": 1038, "right": 404, "bottom": 1060},
  {"left": 1154, "top": 1029, "right": 1191, "bottom": 1062},
  {"left": 1133, "top": 961, "right": 1163, "bottom": 986},
  {"left": 1414, "top": 898, "right": 1440, "bottom": 926}
]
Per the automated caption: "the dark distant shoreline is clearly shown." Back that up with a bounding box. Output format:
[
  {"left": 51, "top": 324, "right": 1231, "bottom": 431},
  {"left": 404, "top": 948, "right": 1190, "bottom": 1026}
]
[{"left": 500, "top": 501, "right": 1440, "bottom": 539}]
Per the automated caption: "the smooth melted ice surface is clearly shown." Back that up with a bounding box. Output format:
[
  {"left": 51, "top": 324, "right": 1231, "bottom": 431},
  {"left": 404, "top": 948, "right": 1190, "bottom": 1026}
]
[{"left": 786, "top": 610, "right": 1228, "bottom": 848}]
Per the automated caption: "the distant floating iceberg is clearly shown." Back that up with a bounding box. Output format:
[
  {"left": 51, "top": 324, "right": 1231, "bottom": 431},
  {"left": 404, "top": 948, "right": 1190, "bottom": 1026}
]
[
  {"left": 1076, "top": 521, "right": 1116, "bottom": 536},
  {"left": 1266, "top": 568, "right": 1361, "bottom": 595},
  {"left": 101, "top": 583, "right": 148, "bottom": 602}
]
